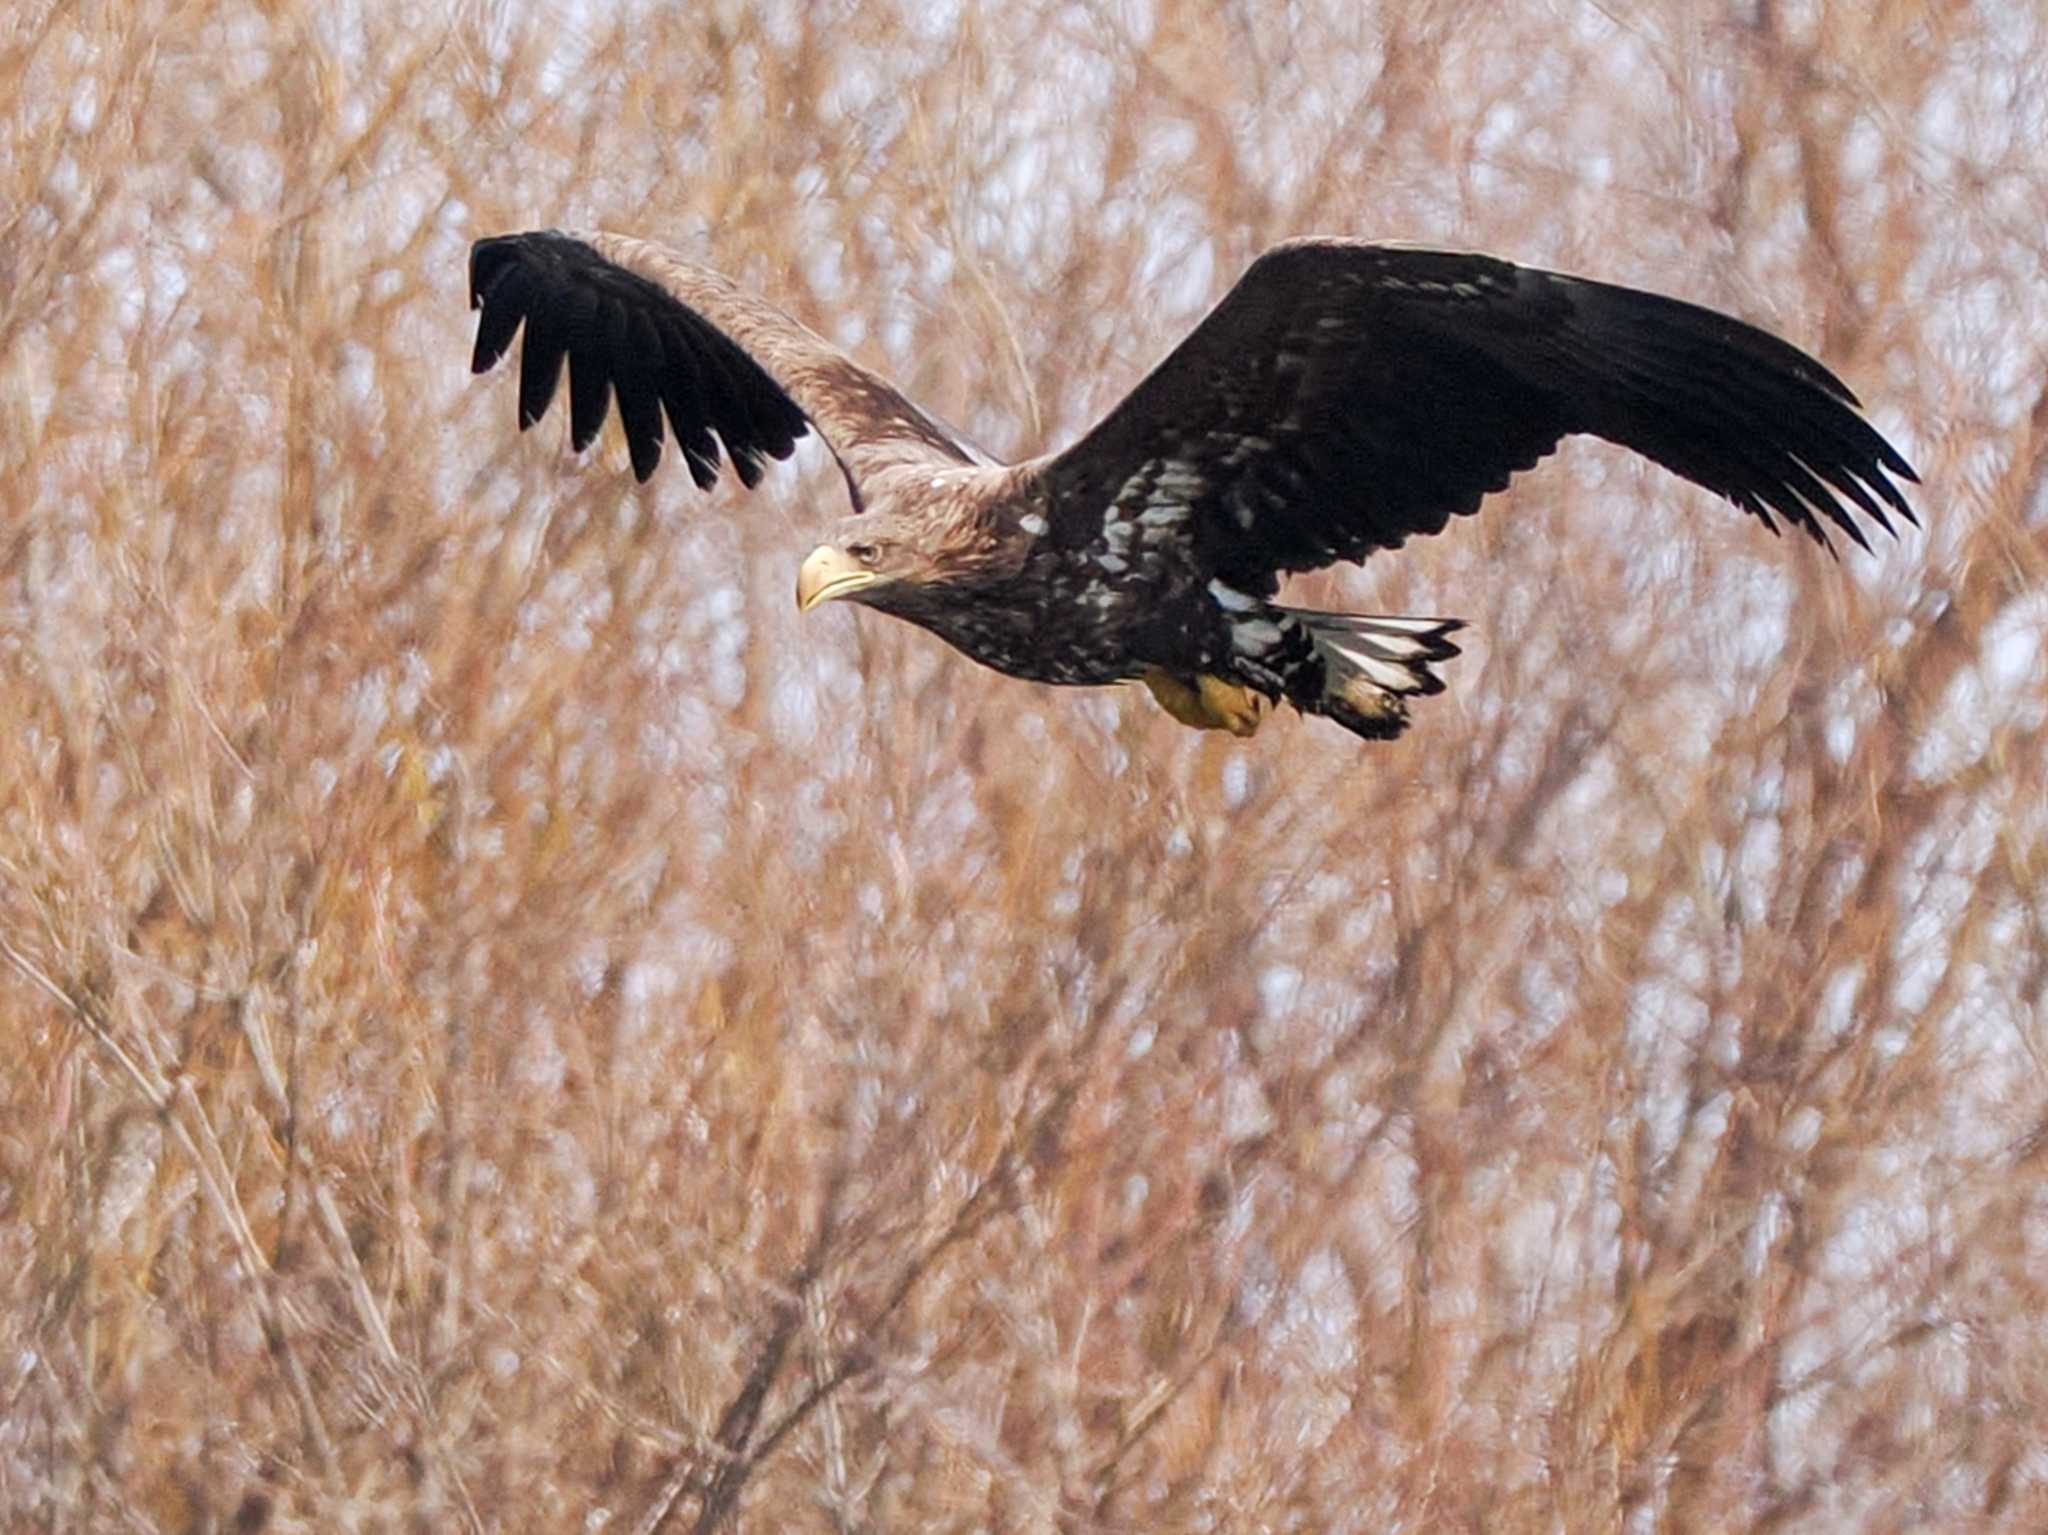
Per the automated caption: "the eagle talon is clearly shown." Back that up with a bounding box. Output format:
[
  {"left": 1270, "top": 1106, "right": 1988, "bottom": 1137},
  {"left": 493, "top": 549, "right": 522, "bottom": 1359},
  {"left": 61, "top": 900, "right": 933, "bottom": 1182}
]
[{"left": 1140, "top": 671, "right": 1271, "bottom": 736}]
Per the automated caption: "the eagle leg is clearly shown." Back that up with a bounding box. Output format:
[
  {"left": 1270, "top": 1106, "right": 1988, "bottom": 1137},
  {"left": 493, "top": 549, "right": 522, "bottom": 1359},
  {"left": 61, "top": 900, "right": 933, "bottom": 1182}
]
[{"left": 1139, "top": 670, "right": 1271, "bottom": 737}]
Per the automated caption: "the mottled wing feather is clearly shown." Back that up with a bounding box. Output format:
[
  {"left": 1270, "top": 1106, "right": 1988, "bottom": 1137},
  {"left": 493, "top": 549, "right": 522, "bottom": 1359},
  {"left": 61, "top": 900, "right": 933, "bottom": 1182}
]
[
  {"left": 468, "top": 230, "right": 976, "bottom": 499},
  {"left": 1035, "top": 239, "right": 1918, "bottom": 590}
]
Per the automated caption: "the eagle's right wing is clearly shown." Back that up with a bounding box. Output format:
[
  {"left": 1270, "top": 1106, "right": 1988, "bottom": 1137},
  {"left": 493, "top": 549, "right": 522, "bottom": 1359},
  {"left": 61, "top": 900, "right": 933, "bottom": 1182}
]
[
  {"left": 467, "top": 230, "right": 977, "bottom": 501},
  {"left": 1033, "top": 239, "right": 1918, "bottom": 592}
]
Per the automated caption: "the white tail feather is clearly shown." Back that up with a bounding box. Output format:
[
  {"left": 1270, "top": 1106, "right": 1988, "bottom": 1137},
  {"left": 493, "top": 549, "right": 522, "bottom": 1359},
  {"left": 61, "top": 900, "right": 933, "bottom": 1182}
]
[{"left": 1291, "top": 608, "right": 1465, "bottom": 700}]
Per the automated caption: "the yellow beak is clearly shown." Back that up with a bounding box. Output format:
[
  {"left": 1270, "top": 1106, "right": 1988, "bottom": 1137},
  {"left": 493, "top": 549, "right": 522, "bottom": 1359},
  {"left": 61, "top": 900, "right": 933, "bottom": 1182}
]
[{"left": 796, "top": 546, "right": 879, "bottom": 611}]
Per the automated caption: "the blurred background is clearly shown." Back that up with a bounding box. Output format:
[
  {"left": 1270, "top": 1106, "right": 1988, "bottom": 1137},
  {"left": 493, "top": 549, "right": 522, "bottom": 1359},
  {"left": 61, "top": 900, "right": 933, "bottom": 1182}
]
[{"left": 2, "top": 1, "right": 2044, "bottom": 1529}]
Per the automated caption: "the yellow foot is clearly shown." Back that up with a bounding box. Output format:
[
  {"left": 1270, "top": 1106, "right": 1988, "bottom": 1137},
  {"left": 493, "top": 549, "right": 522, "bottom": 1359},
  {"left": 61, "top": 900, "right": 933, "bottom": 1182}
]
[{"left": 1139, "top": 670, "right": 1272, "bottom": 737}]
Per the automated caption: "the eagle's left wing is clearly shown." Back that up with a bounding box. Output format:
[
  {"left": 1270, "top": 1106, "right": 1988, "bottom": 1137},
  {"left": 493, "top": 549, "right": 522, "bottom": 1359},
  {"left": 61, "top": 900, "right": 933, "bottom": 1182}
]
[
  {"left": 468, "top": 230, "right": 979, "bottom": 499},
  {"left": 1031, "top": 238, "right": 1917, "bottom": 591}
]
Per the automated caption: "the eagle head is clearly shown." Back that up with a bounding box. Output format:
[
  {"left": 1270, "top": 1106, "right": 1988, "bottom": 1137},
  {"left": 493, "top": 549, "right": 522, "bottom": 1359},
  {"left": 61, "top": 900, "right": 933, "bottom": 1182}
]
[
  {"left": 795, "top": 519, "right": 912, "bottom": 614},
  {"left": 796, "top": 499, "right": 1015, "bottom": 620}
]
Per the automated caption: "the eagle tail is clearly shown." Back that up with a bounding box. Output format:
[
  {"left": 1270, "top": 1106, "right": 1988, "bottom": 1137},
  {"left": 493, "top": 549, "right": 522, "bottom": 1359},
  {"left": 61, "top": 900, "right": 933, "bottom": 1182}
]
[{"left": 1290, "top": 609, "right": 1465, "bottom": 741}]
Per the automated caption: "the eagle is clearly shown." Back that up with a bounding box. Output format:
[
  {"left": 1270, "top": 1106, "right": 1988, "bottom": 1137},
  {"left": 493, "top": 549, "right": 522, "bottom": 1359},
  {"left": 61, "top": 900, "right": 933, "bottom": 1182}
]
[{"left": 466, "top": 230, "right": 1917, "bottom": 741}]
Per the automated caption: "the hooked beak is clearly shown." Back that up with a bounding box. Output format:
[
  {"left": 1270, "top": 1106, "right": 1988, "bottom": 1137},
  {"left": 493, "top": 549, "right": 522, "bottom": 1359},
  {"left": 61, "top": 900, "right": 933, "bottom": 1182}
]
[{"left": 796, "top": 546, "right": 879, "bottom": 612}]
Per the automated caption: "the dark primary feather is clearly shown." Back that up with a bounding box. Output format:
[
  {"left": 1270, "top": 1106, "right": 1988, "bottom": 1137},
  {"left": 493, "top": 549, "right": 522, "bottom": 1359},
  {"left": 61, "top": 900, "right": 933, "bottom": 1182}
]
[
  {"left": 469, "top": 231, "right": 809, "bottom": 487},
  {"left": 1036, "top": 239, "right": 1918, "bottom": 590}
]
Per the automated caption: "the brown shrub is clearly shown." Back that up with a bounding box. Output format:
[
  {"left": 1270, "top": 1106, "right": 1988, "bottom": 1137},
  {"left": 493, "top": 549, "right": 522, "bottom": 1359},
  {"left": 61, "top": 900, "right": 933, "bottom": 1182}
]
[{"left": 3, "top": 2, "right": 2044, "bottom": 1529}]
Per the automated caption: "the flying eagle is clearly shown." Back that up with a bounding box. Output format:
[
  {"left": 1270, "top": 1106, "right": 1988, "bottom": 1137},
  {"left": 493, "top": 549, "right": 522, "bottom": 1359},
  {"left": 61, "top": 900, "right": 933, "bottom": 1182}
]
[{"left": 466, "top": 231, "right": 1917, "bottom": 741}]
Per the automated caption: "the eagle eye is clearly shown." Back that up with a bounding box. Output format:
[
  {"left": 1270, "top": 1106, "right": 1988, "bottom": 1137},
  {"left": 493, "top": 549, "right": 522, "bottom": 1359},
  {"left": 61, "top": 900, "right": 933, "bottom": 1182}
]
[{"left": 847, "top": 541, "right": 880, "bottom": 566}]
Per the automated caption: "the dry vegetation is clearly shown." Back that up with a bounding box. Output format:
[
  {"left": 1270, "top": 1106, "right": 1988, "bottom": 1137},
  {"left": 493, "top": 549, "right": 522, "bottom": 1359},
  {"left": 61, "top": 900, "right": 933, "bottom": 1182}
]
[{"left": 3, "top": 0, "right": 2046, "bottom": 1529}]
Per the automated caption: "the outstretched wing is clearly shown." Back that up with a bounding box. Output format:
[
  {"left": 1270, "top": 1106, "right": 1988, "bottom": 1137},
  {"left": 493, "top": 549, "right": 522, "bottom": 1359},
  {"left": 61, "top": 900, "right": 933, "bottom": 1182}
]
[
  {"left": 1033, "top": 238, "right": 1918, "bottom": 590},
  {"left": 467, "top": 230, "right": 977, "bottom": 499}
]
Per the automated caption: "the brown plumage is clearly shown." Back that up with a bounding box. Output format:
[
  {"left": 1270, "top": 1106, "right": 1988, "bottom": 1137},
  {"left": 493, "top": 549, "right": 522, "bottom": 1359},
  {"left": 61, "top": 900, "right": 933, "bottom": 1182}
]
[{"left": 468, "top": 231, "right": 1918, "bottom": 742}]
